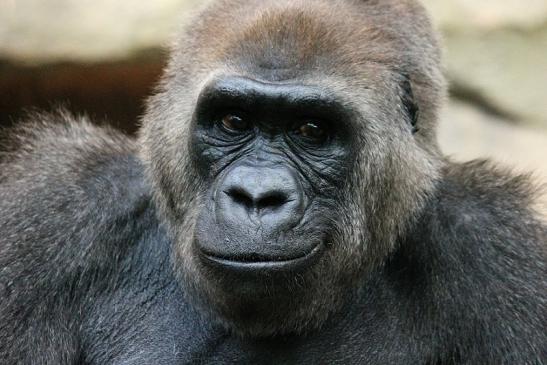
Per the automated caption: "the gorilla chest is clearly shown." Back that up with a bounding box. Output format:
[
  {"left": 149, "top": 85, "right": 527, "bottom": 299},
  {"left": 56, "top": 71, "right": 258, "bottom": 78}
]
[{"left": 82, "top": 287, "right": 430, "bottom": 365}]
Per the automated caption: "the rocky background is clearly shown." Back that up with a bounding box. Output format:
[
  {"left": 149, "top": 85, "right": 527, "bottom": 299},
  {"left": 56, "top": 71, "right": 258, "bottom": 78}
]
[{"left": 1, "top": 0, "right": 546, "bottom": 211}]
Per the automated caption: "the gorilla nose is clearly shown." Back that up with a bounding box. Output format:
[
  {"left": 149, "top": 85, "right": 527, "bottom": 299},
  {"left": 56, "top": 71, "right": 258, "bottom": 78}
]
[
  {"left": 225, "top": 186, "right": 290, "bottom": 212},
  {"left": 217, "top": 165, "right": 305, "bottom": 228}
]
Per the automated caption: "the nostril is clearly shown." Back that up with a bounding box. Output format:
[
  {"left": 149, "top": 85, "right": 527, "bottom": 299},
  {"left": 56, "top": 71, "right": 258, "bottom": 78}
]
[
  {"left": 225, "top": 187, "right": 254, "bottom": 209},
  {"left": 225, "top": 187, "right": 290, "bottom": 211},
  {"left": 256, "top": 192, "right": 289, "bottom": 210}
]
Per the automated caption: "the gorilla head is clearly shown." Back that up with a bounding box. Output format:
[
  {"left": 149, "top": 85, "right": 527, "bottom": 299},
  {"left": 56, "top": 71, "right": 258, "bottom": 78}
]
[{"left": 141, "top": 0, "right": 445, "bottom": 337}]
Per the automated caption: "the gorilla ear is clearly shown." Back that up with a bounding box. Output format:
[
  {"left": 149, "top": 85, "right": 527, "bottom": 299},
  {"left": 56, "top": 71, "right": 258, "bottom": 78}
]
[{"left": 400, "top": 74, "right": 420, "bottom": 134}]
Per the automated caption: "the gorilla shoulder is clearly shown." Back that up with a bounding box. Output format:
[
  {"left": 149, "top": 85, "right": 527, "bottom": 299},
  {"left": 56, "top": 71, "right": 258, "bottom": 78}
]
[
  {"left": 438, "top": 160, "right": 544, "bottom": 237},
  {"left": 388, "top": 160, "right": 547, "bottom": 362},
  {"left": 0, "top": 110, "right": 152, "bottom": 290},
  {"left": 425, "top": 160, "right": 546, "bottom": 276}
]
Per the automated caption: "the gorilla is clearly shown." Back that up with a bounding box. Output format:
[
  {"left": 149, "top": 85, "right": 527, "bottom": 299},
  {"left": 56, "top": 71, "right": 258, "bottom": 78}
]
[{"left": 0, "top": 0, "right": 545, "bottom": 364}]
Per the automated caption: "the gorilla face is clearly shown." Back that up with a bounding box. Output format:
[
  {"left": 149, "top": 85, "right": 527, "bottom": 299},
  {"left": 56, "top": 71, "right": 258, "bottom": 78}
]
[
  {"left": 141, "top": 0, "right": 444, "bottom": 336},
  {"left": 181, "top": 76, "right": 362, "bottom": 336},
  {"left": 191, "top": 76, "right": 354, "bottom": 274}
]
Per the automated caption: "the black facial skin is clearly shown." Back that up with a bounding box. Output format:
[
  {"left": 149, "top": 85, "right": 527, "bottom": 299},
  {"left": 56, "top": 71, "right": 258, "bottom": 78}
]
[{"left": 191, "top": 76, "right": 354, "bottom": 273}]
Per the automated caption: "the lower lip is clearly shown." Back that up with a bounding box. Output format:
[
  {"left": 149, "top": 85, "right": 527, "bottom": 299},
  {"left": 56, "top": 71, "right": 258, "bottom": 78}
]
[{"left": 198, "top": 243, "right": 325, "bottom": 274}]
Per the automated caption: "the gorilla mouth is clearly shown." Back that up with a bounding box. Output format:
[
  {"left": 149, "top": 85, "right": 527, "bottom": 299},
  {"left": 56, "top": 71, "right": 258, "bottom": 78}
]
[{"left": 198, "top": 242, "right": 325, "bottom": 273}]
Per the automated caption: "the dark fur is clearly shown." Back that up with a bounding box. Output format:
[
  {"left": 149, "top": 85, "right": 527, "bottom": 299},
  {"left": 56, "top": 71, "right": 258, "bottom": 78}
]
[{"left": 1, "top": 0, "right": 546, "bottom": 364}]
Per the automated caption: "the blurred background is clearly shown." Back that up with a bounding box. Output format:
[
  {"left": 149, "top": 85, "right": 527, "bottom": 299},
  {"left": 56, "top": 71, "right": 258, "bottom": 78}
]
[{"left": 0, "top": 0, "right": 546, "bottom": 210}]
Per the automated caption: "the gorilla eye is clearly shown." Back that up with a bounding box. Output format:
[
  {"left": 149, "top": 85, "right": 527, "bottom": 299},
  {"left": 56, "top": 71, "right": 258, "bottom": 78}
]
[
  {"left": 219, "top": 113, "right": 250, "bottom": 133},
  {"left": 295, "top": 121, "right": 328, "bottom": 143}
]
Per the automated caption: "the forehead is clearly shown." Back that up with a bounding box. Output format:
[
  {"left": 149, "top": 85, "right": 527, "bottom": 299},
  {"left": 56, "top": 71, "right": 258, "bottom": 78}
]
[{"left": 188, "top": 0, "right": 409, "bottom": 81}]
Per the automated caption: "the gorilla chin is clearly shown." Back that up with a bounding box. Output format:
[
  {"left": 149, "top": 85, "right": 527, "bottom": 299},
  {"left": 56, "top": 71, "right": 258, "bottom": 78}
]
[
  {"left": 182, "top": 241, "right": 348, "bottom": 338},
  {"left": 182, "top": 188, "right": 349, "bottom": 337},
  {"left": 187, "top": 191, "right": 339, "bottom": 337}
]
